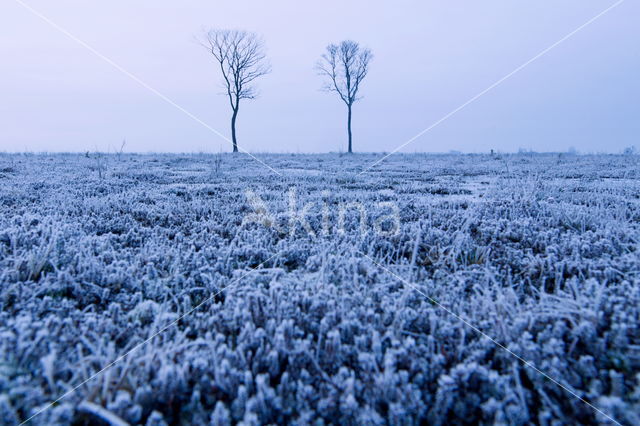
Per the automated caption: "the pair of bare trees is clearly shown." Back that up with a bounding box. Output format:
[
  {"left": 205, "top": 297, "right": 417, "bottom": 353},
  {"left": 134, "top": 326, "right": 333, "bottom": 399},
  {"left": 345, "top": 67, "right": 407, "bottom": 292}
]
[{"left": 200, "top": 29, "right": 372, "bottom": 153}]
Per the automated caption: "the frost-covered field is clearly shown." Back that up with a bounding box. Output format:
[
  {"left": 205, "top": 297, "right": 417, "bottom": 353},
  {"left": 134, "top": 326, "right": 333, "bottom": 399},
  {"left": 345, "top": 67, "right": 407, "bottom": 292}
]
[{"left": 1, "top": 153, "right": 639, "bottom": 425}]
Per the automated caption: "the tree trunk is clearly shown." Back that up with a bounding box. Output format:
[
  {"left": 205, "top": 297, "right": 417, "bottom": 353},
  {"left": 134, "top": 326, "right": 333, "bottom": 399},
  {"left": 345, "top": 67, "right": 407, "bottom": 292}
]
[
  {"left": 347, "top": 104, "right": 353, "bottom": 153},
  {"left": 231, "top": 107, "right": 239, "bottom": 153}
]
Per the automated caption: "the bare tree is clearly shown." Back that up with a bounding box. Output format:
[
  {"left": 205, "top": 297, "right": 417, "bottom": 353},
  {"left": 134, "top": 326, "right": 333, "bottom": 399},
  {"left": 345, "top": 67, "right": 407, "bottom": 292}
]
[
  {"left": 200, "top": 29, "right": 270, "bottom": 152},
  {"left": 317, "top": 40, "right": 372, "bottom": 153}
]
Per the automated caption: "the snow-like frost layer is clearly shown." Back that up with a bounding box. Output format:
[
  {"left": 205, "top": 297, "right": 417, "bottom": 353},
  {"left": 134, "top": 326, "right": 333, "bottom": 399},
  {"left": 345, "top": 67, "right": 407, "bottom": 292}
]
[{"left": 0, "top": 152, "right": 639, "bottom": 425}]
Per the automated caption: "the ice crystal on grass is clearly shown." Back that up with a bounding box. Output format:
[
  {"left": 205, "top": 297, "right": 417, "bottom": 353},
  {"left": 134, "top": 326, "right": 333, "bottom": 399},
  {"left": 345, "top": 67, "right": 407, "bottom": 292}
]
[{"left": 0, "top": 153, "right": 639, "bottom": 424}]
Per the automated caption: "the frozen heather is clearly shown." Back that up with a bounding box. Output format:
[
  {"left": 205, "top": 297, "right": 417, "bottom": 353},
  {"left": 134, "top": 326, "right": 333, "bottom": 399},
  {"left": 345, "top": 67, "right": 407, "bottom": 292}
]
[{"left": 0, "top": 152, "right": 639, "bottom": 425}]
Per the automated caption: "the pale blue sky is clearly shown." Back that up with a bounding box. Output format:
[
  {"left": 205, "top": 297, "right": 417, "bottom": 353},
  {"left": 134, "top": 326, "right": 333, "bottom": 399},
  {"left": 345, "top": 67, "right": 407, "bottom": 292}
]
[{"left": 0, "top": 1, "right": 638, "bottom": 153}]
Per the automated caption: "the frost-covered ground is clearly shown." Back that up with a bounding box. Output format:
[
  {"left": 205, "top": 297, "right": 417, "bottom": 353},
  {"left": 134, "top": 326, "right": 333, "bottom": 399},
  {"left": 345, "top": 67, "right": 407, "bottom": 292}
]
[{"left": 1, "top": 152, "right": 639, "bottom": 425}]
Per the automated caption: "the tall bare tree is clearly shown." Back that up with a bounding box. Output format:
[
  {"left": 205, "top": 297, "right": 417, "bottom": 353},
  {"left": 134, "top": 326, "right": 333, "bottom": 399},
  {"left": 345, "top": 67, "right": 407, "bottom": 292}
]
[
  {"left": 317, "top": 40, "right": 372, "bottom": 153},
  {"left": 200, "top": 29, "right": 270, "bottom": 152}
]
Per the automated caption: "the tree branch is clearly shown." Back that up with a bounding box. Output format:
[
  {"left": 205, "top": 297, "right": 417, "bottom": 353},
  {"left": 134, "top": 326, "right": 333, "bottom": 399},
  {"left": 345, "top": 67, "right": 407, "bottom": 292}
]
[{"left": 317, "top": 40, "right": 372, "bottom": 107}]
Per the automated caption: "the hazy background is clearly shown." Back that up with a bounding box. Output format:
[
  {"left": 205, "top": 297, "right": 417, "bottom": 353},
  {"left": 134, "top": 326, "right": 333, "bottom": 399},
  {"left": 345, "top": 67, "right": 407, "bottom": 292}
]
[{"left": 1, "top": 0, "right": 638, "bottom": 154}]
